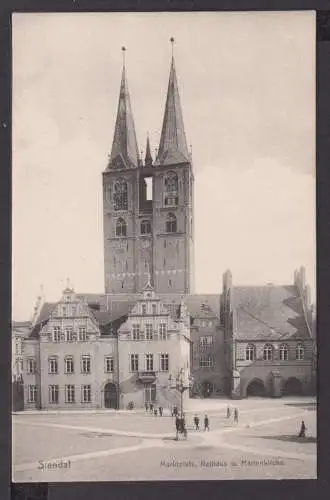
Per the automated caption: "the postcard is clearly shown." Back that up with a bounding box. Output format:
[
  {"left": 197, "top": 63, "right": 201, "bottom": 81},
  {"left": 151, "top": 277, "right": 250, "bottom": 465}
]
[{"left": 12, "top": 11, "right": 316, "bottom": 482}]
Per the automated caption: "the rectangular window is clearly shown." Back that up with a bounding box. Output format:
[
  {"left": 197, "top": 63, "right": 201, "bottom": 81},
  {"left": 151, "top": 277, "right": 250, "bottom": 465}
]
[
  {"left": 64, "top": 356, "right": 74, "bottom": 374},
  {"left": 160, "top": 354, "right": 169, "bottom": 372},
  {"left": 145, "top": 323, "right": 153, "bottom": 340},
  {"left": 130, "top": 354, "right": 139, "bottom": 372},
  {"left": 78, "top": 327, "right": 87, "bottom": 342},
  {"left": 81, "top": 385, "right": 92, "bottom": 403},
  {"left": 145, "top": 353, "right": 154, "bottom": 372},
  {"left": 71, "top": 305, "right": 77, "bottom": 317},
  {"left": 199, "top": 356, "right": 214, "bottom": 368},
  {"left": 65, "top": 385, "right": 75, "bottom": 403},
  {"left": 48, "top": 357, "right": 58, "bottom": 374},
  {"left": 142, "top": 304, "right": 147, "bottom": 315},
  {"left": 28, "top": 385, "right": 37, "bottom": 403},
  {"left": 159, "top": 323, "right": 167, "bottom": 340},
  {"left": 200, "top": 336, "right": 213, "bottom": 347},
  {"left": 105, "top": 356, "right": 114, "bottom": 373},
  {"left": 53, "top": 326, "right": 61, "bottom": 342},
  {"left": 152, "top": 304, "right": 157, "bottom": 315},
  {"left": 62, "top": 306, "right": 67, "bottom": 317},
  {"left": 49, "top": 385, "right": 59, "bottom": 404},
  {"left": 132, "top": 324, "right": 140, "bottom": 340},
  {"left": 27, "top": 358, "right": 36, "bottom": 374},
  {"left": 65, "top": 327, "right": 73, "bottom": 342},
  {"left": 81, "top": 355, "right": 91, "bottom": 374}
]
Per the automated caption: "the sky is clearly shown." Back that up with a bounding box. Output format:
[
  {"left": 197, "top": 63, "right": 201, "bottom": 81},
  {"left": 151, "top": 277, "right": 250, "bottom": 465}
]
[{"left": 12, "top": 11, "right": 316, "bottom": 321}]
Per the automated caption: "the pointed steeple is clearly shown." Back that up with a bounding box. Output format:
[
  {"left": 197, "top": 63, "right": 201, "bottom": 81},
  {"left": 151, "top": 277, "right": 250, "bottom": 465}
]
[
  {"left": 108, "top": 47, "right": 140, "bottom": 170},
  {"left": 155, "top": 38, "right": 189, "bottom": 166},
  {"left": 144, "top": 134, "right": 153, "bottom": 167}
]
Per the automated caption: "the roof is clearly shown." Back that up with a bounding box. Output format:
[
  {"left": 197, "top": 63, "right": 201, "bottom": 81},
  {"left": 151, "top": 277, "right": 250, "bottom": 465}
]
[
  {"left": 155, "top": 56, "right": 190, "bottom": 166},
  {"left": 232, "top": 285, "right": 311, "bottom": 341},
  {"left": 107, "top": 63, "right": 140, "bottom": 170}
]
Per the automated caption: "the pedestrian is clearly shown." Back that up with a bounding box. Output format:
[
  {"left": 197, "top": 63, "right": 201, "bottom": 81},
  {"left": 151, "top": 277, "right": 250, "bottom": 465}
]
[
  {"left": 145, "top": 402, "right": 149, "bottom": 412},
  {"left": 149, "top": 403, "right": 153, "bottom": 413},
  {"left": 159, "top": 406, "right": 163, "bottom": 417},
  {"left": 234, "top": 407, "right": 239, "bottom": 424},
  {"left": 154, "top": 407, "right": 158, "bottom": 417},
  {"left": 175, "top": 415, "right": 180, "bottom": 440},
  {"left": 298, "top": 420, "right": 306, "bottom": 438},
  {"left": 181, "top": 416, "right": 187, "bottom": 440},
  {"left": 194, "top": 414, "right": 200, "bottom": 430},
  {"left": 227, "top": 405, "right": 231, "bottom": 419},
  {"left": 204, "top": 414, "right": 210, "bottom": 431}
]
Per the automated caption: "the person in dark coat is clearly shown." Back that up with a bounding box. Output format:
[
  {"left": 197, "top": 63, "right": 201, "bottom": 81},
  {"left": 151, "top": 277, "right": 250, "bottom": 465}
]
[
  {"left": 154, "top": 407, "right": 158, "bottom": 417},
  {"left": 298, "top": 420, "right": 306, "bottom": 438},
  {"left": 194, "top": 414, "right": 200, "bottom": 430},
  {"left": 175, "top": 415, "right": 181, "bottom": 440},
  {"left": 145, "top": 402, "right": 149, "bottom": 412},
  {"left": 149, "top": 403, "right": 153, "bottom": 413},
  {"left": 227, "top": 406, "right": 231, "bottom": 419},
  {"left": 234, "top": 407, "right": 239, "bottom": 424},
  {"left": 204, "top": 414, "right": 210, "bottom": 431},
  {"left": 159, "top": 406, "right": 163, "bottom": 417}
]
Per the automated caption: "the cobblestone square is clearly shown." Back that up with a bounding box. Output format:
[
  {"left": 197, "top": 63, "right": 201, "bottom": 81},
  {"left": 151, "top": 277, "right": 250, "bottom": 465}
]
[{"left": 12, "top": 398, "right": 317, "bottom": 482}]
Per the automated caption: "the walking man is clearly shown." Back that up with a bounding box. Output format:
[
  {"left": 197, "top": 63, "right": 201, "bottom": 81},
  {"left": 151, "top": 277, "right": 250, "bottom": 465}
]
[
  {"left": 159, "top": 405, "right": 163, "bottom": 417},
  {"left": 204, "top": 414, "right": 210, "bottom": 431},
  {"left": 145, "top": 402, "right": 149, "bottom": 412},
  {"left": 154, "top": 407, "right": 158, "bottom": 417},
  {"left": 298, "top": 420, "right": 306, "bottom": 438},
  {"left": 149, "top": 403, "right": 153, "bottom": 413},
  {"left": 234, "top": 407, "right": 239, "bottom": 424},
  {"left": 194, "top": 414, "right": 200, "bottom": 430},
  {"left": 175, "top": 415, "right": 180, "bottom": 440},
  {"left": 227, "top": 405, "right": 231, "bottom": 419}
]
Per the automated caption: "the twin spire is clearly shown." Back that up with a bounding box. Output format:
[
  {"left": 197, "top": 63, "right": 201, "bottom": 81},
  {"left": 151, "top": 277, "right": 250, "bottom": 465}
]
[{"left": 107, "top": 40, "right": 190, "bottom": 170}]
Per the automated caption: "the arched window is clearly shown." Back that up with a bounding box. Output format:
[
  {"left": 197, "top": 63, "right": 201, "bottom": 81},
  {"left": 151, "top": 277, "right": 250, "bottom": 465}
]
[
  {"left": 263, "top": 343, "right": 273, "bottom": 361},
  {"left": 166, "top": 213, "right": 177, "bottom": 233},
  {"left": 245, "top": 344, "right": 256, "bottom": 361},
  {"left": 164, "top": 171, "right": 178, "bottom": 206},
  {"left": 296, "top": 343, "right": 304, "bottom": 360},
  {"left": 141, "top": 219, "right": 151, "bottom": 235},
  {"left": 115, "top": 218, "right": 126, "bottom": 237},
  {"left": 113, "top": 178, "right": 128, "bottom": 211},
  {"left": 279, "top": 343, "right": 289, "bottom": 361}
]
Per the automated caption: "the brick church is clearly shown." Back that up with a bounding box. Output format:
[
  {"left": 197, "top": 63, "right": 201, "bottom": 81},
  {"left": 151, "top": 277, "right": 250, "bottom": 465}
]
[{"left": 13, "top": 44, "right": 315, "bottom": 411}]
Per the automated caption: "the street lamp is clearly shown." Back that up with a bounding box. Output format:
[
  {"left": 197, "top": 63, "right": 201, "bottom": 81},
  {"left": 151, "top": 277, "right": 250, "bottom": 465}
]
[{"left": 168, "top": 368, "right": 193, "bottom": 417}]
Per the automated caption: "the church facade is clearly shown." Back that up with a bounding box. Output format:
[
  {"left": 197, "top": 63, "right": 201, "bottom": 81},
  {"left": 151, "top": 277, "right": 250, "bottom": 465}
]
[{"left": 14, "top": 45, "right": 315, "bottom": 410}]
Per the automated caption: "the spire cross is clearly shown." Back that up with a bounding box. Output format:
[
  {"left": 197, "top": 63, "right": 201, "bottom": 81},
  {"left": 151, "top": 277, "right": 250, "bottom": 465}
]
[
  {"left": 121, "top": 46, "right": 126, "bottom": 67},
  {"left": 170, "top": 37, "right": 175, "bottom": 58}
]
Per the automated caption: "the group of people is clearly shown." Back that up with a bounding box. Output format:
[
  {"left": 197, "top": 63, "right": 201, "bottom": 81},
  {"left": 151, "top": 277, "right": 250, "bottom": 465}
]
[
  {"left": 145, "top": 402, "right": 163, "bottom": 416},
  {"left": 193, "top": 414, "right": 210, "bottom": 431},
  {"left": 226, "top": 405, "right": 239, "bottom": 423}
]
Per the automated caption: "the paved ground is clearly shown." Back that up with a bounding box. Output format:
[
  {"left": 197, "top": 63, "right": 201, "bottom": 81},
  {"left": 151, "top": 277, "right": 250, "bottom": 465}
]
[{"left": 12, "top": 397, "right": 317, "bottom": 482}]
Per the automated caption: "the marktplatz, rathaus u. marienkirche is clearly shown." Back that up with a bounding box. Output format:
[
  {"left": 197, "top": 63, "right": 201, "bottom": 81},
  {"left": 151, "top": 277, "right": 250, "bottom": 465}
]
[{"left": 12, "top": 42, "right": 316, "bottom": 411}]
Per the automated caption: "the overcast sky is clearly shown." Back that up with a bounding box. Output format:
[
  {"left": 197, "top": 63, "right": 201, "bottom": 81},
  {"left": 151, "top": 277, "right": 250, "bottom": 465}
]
[{"left": 12, "top": 11, "right": 316, "bottom": 320}]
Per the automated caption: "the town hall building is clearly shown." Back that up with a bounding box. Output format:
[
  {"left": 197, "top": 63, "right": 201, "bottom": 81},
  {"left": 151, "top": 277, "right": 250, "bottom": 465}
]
[{"left": 13, "top": 43, "right": 315, "bottom": 410}]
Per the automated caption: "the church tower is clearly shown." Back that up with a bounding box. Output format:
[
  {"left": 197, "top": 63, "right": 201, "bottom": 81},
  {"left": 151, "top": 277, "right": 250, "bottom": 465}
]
[{"left": 103, "top": 41, "right": 194, "bottom": 295}]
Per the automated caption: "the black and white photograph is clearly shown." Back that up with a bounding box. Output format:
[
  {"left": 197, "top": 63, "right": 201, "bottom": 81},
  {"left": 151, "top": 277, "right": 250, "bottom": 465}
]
[{"left": 12, "top": 11, "right": 316, "bottom": 482}]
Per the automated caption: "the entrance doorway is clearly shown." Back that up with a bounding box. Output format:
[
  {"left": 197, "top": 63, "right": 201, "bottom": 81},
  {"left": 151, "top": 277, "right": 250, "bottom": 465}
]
[
  {"left": 282, "top": 377, "right": 303, "bottom": 396},
  {"left": 104, "top": 382, "right": 118, "bottom": 409},
  {"left": 246, "top": 379, "right": 266, "bottom": 397},
  {"left": 144, "top": 383, "right": 156, "bottom": 403}
]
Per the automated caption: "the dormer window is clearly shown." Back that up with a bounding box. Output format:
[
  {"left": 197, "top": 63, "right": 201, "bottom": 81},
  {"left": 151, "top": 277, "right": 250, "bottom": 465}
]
[{"left": 142, "top": 304, "right": 147, "bottom": 315}]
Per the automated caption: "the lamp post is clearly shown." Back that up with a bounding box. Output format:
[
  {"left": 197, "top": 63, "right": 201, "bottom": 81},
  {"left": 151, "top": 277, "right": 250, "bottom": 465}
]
[{"left": 168, "top": 368, "right": 193, "bottom": 417}]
